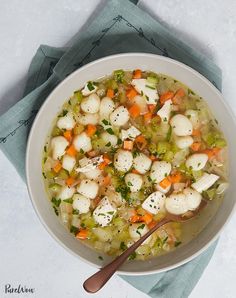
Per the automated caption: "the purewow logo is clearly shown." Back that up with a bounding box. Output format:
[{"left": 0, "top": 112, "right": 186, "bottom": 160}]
[{"left": 4, "top": 284, "right": 35, "bottom": 294}]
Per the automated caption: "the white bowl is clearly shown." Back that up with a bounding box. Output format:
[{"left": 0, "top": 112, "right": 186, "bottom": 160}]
[{"left": 26, "top": 53, "right": 236, "bottom": 275}]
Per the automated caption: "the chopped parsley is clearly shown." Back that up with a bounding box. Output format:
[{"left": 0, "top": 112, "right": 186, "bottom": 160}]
[
  {"left": 51, "top": 197, "right": 61, "bottom": 207},
  {"left": 102, "top": 119, "right": 110, "bottom": 125},
  {"left": 127, "top": 181, "right": 133, "bottom": 187},
  {"left": 145, "top": 84, "right": 156, "bottom": 90},
  {"left": 174, "top": 241, "right": 182, "bottom": 247},
  {"left": 44, "top": 145, "right": 47, "bottom": 153},
  {"left": 42, "top": 172, "right": 46, "bottom": 179},
  {"left": 70, "top": 225, "right": 79, "bottom": 235},
  {"left": 117, "top": 138, "right": 122, "bottom": 145},
  {"left": 53, "top": 206, "right": 59, "bottom": 216},
  {"left": 106, "top": 128, "right": 114, "bottom": 135},
  {"left": 120, "top": 241, "right": 127, "bottom": 251},
  {"left": 115, "top": 185, "right": 130, "bottom": 201},
  {"left": 137, "top": 224, "right": 145, "bottom": 230},
  {"left": 72, "top": 209, "right": 79, "bottom": 215},
  {"left": 114, "top": 69, "right": 124, "bottom": 83},
  {"left": 105, "top": 142, "right": 111, "bottom": 147},
  {"left": 107, "top": 211, "right": 115, "bottom": 215},
  {"left": 98, "top": 256, "right": 104, "bottom": 261},
  {"left": 128, "top": 252, "right": 136, "bottom": 260},
  {"left": 63, "top": 198, "right": 73, "bottom": 204},
  {"left": 87, "top": 81, "right": 95, "bottom": 91},
  {"left": 80, "top": 148, "right": 84, "bottom": 154}
]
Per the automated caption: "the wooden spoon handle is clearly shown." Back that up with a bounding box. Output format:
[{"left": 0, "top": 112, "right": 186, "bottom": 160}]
[{"left": 83, "top": 218, "right": 171, "bottom": 293}]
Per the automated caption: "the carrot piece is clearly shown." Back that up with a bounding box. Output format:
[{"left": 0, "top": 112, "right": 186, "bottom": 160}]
[
  {"left": 132, "top": 169, "right": 140, "bottom": 174},
  {"left": 192, "top": 129, "right": 201, "bottom": 137},
  {"left": 143, "top": 112, "right": 153, "bottom": 123},
  {"left": 66, "top": 177, "right": 75, "bottom": 187},
  {"left": 190, "top": 142, "right": 201, "bottom": 151},
  {"left": 159, "top": 177, "right": 172, "bottom": 189},
  {"left": 172, "top": 88, "right": 185, "bottom": 105},
  {"left": 126, "top": 86, "right": 138, "bottom": 100},
  {"left": 66, "top": 144, "right": 77, "bottom": 157},
  {"left": 53, "top": 161, "right": 62, "bottom": 173},
  {"left": 103, "top": 154, "right": 111, "bottom": 164},
  {"left": 141, "top": 213, "right": 153, "bottom": 225},
  {"left": 87, "top": 150, "right": 97, "bottom": 157},
  {"left": 123, "top": 140, "right": 134, "bottom": 150},
  {"left": 98, "top": 154, "right": 111, "bottom": 170},
  {"left": 76, "top": 229, "right": 88, "bottom": 240},
  {"left": 160, "top": 91, "right": 174, "bottom": 105},
  {"left": 102, "top": 175, "right": 111, "bottom": 186},
  {"left": 130, "top": 214, "right": 141, "bottom": 223},
  {"left": 169, "top": 171, "right": 182, "bottom": 183},
  {"left": 63, "top": 130, "right": 73, "bottom": 142},
  {"left": 148, "top": 221, "right": 157, "bottom": 229},
  {"left": 133, "top": 69, "right": 142, "bottom": 79},
  {"left": 147, "top": 104, "right": 156, "bottom": 113},
  {"left": 135, "top": 135, "right": 147, "bottom": 150},
  {"left": 149, "top": 155, "right": 157, "bottom": 161},
  {"left": 106, "top": 88, "right": 114, "bottom": 98},
  {"left": 128, "top": 104, "right": 141, "bottom": 118},
  {"left": 202, "top": 148, "right": 221, "bottom": 159},
  {"left": 85, "top": 124, "right": 97, "bottom": 137}
]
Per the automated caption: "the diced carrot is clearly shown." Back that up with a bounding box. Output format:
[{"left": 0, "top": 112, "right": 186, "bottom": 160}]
[
  {"left": 143, "top": 112, "right": 153, "bottom": 123},
  {"left": 126, "top": 86, "right": 138, "bottom": 100},
  {"left": 141, "top": 213, "right": 153, "bottom": 225},
  {"left": 63, "top": 130, "right": 73, "bottom": 142},
  {"left": 148, "top": 221, "right": 157, "bottom": 229},
  {"left": 66, "top": 177, "right": 75, "bottom": 187},
  {"left": 169, "top": 171, "right": 182, "bottom": 183},
  {"left": 128, "top": 104, "right": 141, "bottom": 118},
  {"left": 53, "top": 161, "right": 62, "bottom": 173},
  {"left": 160, "top": 91, "right": 174, "bottom": 105},
  {"left": 85, "top": 124, "right": 97, "bottom": 137},
  {"left": 76, "top": 229, "right": 88, "bottom": 240},
  {"left": 130, "top": 214, "right": 141, "bottom": 223},
  {"left": 93, "top": 196, "right": 101, "bottom": 206},
  {"left": 172, "top": 88, "right": 185, "bottom": 105},
  {"left": 159, "top": 177, "right": 172, "bottom": 189},
  {"left": 190, "top": 142, "right": 201, "bottom": 151},
  {"left": 135, "top": 135, "right": 147, "bottom": 150},
  {"left": 103, "top": 154, "right": 111, "bottom": 164},
  {"left": 123, "top": 140, "right": 134, "bottom": 150},
  {"left": 132, "top": 169, "right": 140, "bottom": 174},
  {"left": 102, "top": 175, "right": 111, "bottom": 186},
  {"left": 149, "top": 155, "right": 157, "bottom": 161},
  {"left": 133, "top": 69, "right": 142, "bottom": 79},
  {"left": 87, "top": 150, "right": 97, "bottom": 157},
  {"left": 98, "top": 154, "right": 111, "bottom": 170},
  {"left": 202, "top": 148, "right": 221, "bottom": 159},
  {"left": 147, "top": 104, "right": 156, "bottom": 113},
  {"left": 106, "top": 88, "right": 114, "bottom": 98},
  {"left": 192, "top": 129, "right": 201, "bottom": 137},
  {"left": 66, "top": 144, "right": 77, "bottom": 157}
]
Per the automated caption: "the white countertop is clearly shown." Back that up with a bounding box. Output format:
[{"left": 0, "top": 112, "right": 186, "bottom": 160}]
[{"left": 0, "top": 1, "right": 236, "bottom": 297}]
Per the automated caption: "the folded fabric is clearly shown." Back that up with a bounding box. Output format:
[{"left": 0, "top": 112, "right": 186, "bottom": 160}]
[{"left": 0, "top": 0, "right": 220, "bottom": 297}]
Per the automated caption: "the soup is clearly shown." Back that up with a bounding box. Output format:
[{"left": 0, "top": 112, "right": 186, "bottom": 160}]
[{"left": 42, "top": 69, "right": 228, "bottom": 260}]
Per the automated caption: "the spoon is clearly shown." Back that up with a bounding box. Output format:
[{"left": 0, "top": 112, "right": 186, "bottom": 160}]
[{"left": 83, "top": 199, "right": 207, "bottom": 293}]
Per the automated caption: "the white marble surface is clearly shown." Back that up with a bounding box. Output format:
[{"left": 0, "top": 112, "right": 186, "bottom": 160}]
[{"left": 0, "top": 0, "right": 236, "bottom": 297}]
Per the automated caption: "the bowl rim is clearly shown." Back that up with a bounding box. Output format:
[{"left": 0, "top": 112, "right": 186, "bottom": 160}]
[{"left": 26, "top": 52, "right": 236, "bottom": 275}]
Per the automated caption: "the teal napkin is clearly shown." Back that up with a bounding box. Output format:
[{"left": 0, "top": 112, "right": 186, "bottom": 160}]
[{"left": 0, "top": 0, "right": 220, "bottom": 297}]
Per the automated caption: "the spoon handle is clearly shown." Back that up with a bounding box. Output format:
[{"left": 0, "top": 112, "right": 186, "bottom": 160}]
[{"left": 83, "top": 218, "right": 171, "bottom": 293}]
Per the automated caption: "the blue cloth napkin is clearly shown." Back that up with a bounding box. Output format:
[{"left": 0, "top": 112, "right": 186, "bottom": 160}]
[{"left": 0, "top": 0, "right": 220, "bottom": 297}]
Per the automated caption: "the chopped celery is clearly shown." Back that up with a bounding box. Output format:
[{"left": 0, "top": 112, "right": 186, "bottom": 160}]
[
  {"left": 49, "top": 183, "right": 61, "bottom": 192},
  {"left": 203, "top": 188, "right": 216, "bottom": 200},
  {"left": 136, "top": 244, "right": 151, "bottom": 256},
  {"left": 106, "top": 79, "right": 118, "bottom": 90},
  {"left": 215, "top": 138, "right": 227, "bottom": 148},
  {"left": 151, "top": 116, "right": 161, "bottom": 130},
  {"left": 52, "top": 126, "right": 62, "bottom": 137},
  {"left": 45, "top": 170, "right": 56, "bottom": 179},
  {"left": 163, "top": 150, "right": 174, "bottom": 162},
  {"left": 58, "top": 169, "right": 69, "bottom": 179},
  {"left": 74, "top": 90, "right": 83, "bottom": 102},
  {"left": 104, "top": 165, "right": 115, "bottom": 175},
  {"left": 73, "top": 124, "right": 84, "bottom": 135},
  {"left": 82, "top": 217, "right": 96, "bottom": 229},
  {"left": 192, "top": 170, "right": 203, "bottom": 181},
  {"left": 148, "top": 143, "right": 157, "bottom": 154},
  {"left": 113, "top": 69, "right": 125, "bottom": 83},
  {"left": 156, "top": 141, "right": 171, "bottom": 154},
  {"left": 147, "top": 76, "right": 159, "bottom": 85},
  {"left": 91, "top": 138, "right": 106, "bottom": 150},
  {"left": 73, "top": 104, "right": 80, "bottom": 114}
]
